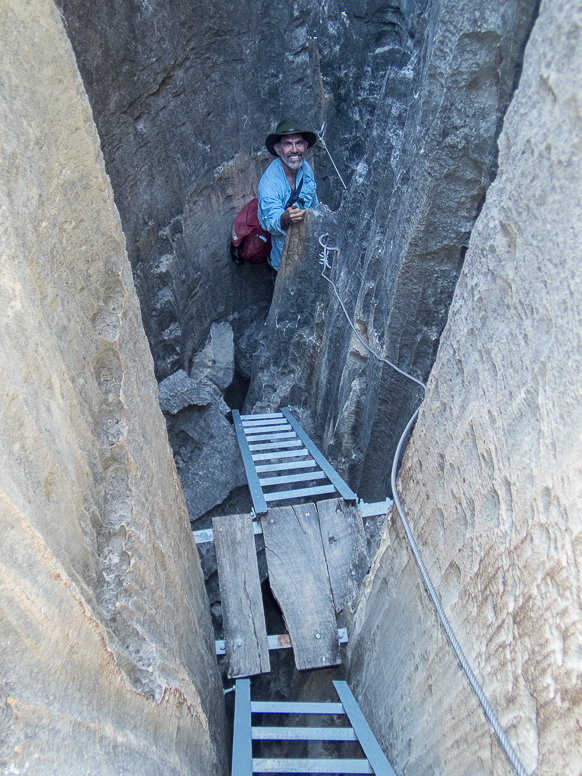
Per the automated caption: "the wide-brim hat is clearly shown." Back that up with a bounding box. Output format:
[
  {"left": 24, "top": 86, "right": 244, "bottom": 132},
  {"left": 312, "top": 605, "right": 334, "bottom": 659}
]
[{"left": 265, "top": 118, "right": 318, "bottom": 156}]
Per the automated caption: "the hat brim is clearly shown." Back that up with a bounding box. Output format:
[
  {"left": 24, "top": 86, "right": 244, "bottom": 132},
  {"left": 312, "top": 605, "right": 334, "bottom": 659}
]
[{"left": 266, "top": 130, "right": 317, "bottom": 156}]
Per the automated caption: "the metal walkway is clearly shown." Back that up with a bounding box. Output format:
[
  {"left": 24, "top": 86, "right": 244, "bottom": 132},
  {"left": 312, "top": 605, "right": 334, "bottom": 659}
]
[
  {"left": 232, "top": 678, "right": 396, "bottom": 775},
  {"left": 233, "top": 407, "right": 356, "bottom": 515}
]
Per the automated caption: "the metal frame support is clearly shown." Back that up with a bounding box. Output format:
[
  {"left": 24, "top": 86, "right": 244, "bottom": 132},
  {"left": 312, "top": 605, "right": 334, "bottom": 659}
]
[
  {"left": 232, "top": 679, "right": 252, "bottom": 776},
  {"left": 233, "top": 410, "right": 268, "bottom": 514},
  {"left": 282, "top": 408, "right": 356, "bottom": 501},
  {"left": 333, "top": 681, "right": 397, "bottom": 776}
]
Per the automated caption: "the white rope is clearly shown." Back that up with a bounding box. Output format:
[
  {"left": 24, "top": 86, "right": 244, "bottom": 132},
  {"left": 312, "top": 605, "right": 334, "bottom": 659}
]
[
  {"left": 318, "top": 233, "right": 530, "bottom": 776},
  {"left": 317, "top": 123, "right": 348, "bottom": 191}
]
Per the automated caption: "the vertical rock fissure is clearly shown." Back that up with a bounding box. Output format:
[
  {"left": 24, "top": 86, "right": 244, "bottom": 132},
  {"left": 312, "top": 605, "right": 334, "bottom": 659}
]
[{"left": 50, "top": 0, "right": 546, "bottom": 772}]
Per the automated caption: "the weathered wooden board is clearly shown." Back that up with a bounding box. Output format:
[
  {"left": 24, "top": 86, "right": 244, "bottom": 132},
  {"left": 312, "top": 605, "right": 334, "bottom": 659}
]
[
  {"left": 261, "top": 503, "right": 340, "bottom": 670},
  {"left": 213, "top": 513, "right": 270, "bottom": 678},
  {"left": 317, "top": 499, "right": 370, "bottom": 614}
]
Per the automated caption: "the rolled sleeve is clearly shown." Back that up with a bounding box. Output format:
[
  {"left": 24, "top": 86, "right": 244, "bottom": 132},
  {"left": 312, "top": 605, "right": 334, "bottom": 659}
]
[{"left": 257, "top": 178, "right": 287, "bottom": 237}]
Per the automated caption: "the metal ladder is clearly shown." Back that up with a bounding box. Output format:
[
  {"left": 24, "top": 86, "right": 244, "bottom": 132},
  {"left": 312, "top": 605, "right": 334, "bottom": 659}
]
[
  {"left": 232, "top": 407, "right": 356, "bottom": 515},
  {"left": 232, "top": 678, "right": 396, "bottom": 775}
]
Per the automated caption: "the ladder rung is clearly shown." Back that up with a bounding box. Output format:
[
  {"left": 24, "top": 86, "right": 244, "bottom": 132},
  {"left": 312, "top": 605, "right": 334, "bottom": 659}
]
[
  {"left": 249, "top": 439, "right": 303, "bottom": 451},
  {"left": 242, "top": 418, "right": 288, "bottom": 428},
  {"left": 260, "top": 471, "right": 327, "bottom": 487},
  {"left": 255, "top": 460, "right": 317, "bottom": 473},
  {"left": 252, "top": 449, "right": 309, "bottom": 461},
  {"left": 251, "top": 702, "right": 345, "bottom": 715},
  {"left": 252, "top": 727, "right": 357, "bottom": 741},
  {"left": 245, "top": 431, "right": 297, "bottom": 442},
  {"left": 252, "top": 758, "right": 372, "bottom": 774},
  {"left": 240, "top": 412, "right": 284, "bottom": 420},
  {"left": 244, "top": 424, "right": 292, "bottom": 435},
  {"left": 264, "top": 484, "right": 337, "bottom": 502}
]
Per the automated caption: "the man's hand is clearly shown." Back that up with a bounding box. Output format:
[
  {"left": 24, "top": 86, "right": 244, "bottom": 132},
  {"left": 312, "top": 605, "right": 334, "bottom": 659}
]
[{"left": 280, "top": 204, "right": 306, "bottom": 230}]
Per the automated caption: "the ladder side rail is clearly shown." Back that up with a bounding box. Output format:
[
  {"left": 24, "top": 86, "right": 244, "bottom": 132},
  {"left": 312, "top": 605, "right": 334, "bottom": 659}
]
[
  {"left": 333, "top": 681, "right": 398, "bottom": 776},
  {"left": 252, "top": 758, "right": 372, "bottom": 774},
  {"left": 232, "top": 679, "right": 253, "bottom": 776},
  {"left": 282, "top": 408, "right": 356, "bottom": 501},
  {"left": 232, "top": 410, "right": 268, "bottom": 515}
]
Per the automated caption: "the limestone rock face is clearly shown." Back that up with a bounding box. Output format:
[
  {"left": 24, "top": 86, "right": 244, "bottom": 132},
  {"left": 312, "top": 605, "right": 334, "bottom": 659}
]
[
  {"left": 346, "top": 1, "right": 582, "bottom": 774},
  {"left": 55, "top": 0, "right": 427, "bottom": 388},
  {"left": 0, "top": 2, "right": 226, "bottom": 773},
  {"left": 243, "top": 0, "right": 538, "bottom": 501}
]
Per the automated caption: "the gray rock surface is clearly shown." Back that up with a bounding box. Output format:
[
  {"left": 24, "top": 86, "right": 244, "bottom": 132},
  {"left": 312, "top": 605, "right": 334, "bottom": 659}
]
[
  {"left": 56, "top": 0, "right": 323, "bottom": 381},
  {"left": 158, "top": 369, "right": 215, "bottom": 414},
  {"left": 0, "top": 2, "right": 226, "bottom": 773},
  {"left": 189, "top": 321, "right": 235, "bottom": 392},
  {"left": 347, "top": 1, "right": 582, "bottom": 774},
  {"left": 166, "top": 391, "right": 246, "bottom": 523}
]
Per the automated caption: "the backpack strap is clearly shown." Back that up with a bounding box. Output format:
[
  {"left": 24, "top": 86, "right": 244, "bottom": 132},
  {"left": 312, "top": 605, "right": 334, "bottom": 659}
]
[{"left": 284, "top": 175, "right": 304, "bottom": 210}]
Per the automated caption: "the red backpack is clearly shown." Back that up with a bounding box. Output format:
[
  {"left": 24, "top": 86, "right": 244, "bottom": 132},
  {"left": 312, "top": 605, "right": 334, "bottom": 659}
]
[{"left": 230, "top": 198, "right": 271, "bottom": 265}]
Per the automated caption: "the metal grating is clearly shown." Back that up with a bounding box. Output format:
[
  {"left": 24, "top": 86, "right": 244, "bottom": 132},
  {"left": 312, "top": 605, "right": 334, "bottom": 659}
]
[
  {"left": 232, "top": 407, "right": 356, "bottom": 515},
  {"left": 231, "top": 678, "right": 397, "bottom": 775}
]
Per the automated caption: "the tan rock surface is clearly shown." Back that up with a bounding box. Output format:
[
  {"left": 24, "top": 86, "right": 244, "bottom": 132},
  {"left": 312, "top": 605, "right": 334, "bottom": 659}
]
[
  {"left": 347, "top": 0, "right": 582, "bottom": 774},
  {"left": 0, "top": 1, "right": 226, "bottom": 773}
]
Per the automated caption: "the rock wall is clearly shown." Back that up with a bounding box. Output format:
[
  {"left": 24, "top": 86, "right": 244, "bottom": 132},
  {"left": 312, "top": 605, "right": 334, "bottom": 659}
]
[
  {"left": 0, "top": 2, "right": 226, "bottom": 773},
  {"left": 346, "top": 1, "right": 582, "bottom": 774},
  {"left": 55, "top": 0, "right": 434, "bottom": 518},
  {"left": 246, "top": 0, "right": 539, "bottom": 502},
  {"left": 56, "top": 0, "right": 326, "bottom": 381}
]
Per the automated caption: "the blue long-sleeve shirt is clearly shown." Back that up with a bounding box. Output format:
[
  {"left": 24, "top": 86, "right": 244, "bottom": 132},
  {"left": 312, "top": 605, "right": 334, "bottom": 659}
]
[{"left": 258, "top": 158, "right": 318, "bottom": 270}]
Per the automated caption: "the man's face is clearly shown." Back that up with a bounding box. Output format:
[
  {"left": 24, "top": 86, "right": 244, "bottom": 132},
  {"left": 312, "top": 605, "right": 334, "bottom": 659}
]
[{"left": 275, "top": 134, "right": 307, "bottom": 170}]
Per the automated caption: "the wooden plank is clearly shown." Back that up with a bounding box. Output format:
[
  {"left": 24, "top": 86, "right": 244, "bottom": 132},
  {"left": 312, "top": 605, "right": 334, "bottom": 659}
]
[
  {"left": 261, "top": 504, "right": 340, "bottom": 670},
  {"left": 213, "top": 514, "right": 270, "bottom": 678},
  {"left": 232, "top": 679, "right": 252, "bottom": 776},
  {"left": 317, "top": 499, "right": 370, "bottom": 614},
  {"left": 216, "top": 628, "right": 349, "bottom": 655},
  {"left": 194, "top": 520, "right": 263, "bottom": 545},
  {"left": 252, "top": 759, "right": 372, "bottom": 774},
  {"left": 333, "top": 682, "right": 397, "bottom": 776}
]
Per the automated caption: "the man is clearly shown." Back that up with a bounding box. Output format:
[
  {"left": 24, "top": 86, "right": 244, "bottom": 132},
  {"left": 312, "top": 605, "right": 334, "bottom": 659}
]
[{"left": 258, "top": 118, "right": 319, "bottom": 272}]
